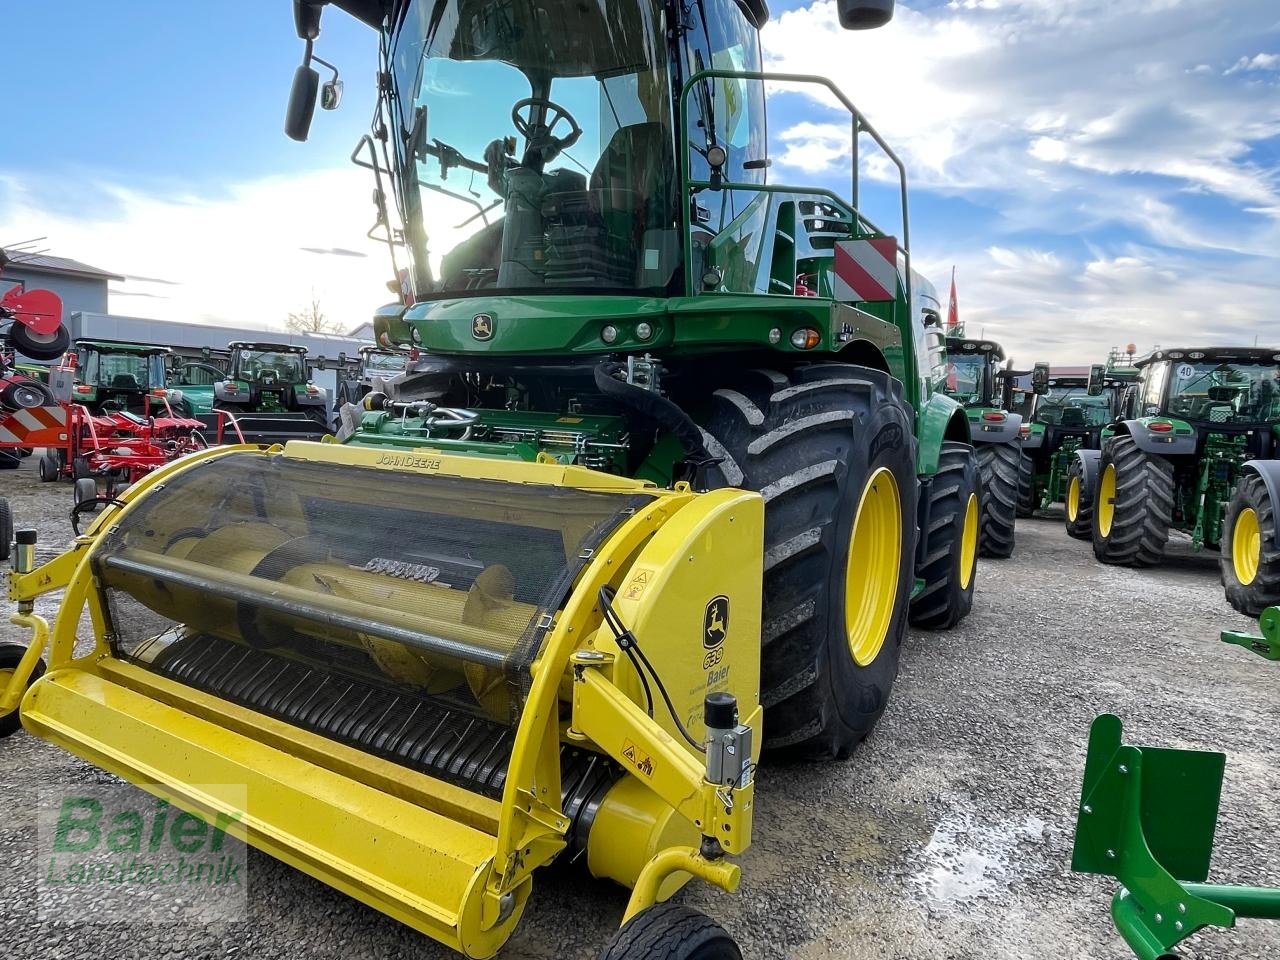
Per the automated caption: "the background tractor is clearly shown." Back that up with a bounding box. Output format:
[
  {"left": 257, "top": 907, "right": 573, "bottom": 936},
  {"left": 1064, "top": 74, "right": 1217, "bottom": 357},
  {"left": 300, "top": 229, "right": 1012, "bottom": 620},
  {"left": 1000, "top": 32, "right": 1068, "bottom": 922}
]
[
  {"left": 211, "top": 340, "right": 331, "bottom": 442},
  {"left": 1081, "top": 347, "right": 1280, "bottom": 615},
  {"left": 941, "top": 337, "right": 1043, "bottom": 557},
  {"left": 1017, "top": 363, "right": 1136, "bottom": 539},
  {"left": 65, "top": 339, "right": 169, "bottom": 414},
  {"left": 334, "top": 344, "right": 414, "bottom": 408}
]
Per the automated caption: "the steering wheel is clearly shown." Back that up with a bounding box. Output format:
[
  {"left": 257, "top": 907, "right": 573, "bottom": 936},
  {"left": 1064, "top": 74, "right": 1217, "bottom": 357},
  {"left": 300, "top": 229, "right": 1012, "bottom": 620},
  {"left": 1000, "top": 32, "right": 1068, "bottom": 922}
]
[{"left": 511, "top": 97, "right": 581, "bottom": 143}]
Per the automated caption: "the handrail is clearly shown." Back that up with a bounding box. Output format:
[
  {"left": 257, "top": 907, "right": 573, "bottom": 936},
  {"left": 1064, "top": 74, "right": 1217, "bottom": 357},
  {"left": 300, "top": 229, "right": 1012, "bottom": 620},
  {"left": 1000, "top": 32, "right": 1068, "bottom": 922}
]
[{"left": 678, "top": 68, "right": 911, "bottom": 308}]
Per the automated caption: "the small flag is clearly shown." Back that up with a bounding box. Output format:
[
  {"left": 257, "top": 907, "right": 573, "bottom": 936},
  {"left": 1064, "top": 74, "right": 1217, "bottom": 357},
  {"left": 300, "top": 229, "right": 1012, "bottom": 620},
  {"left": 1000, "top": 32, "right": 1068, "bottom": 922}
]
[{"left": 946, "top": 267, "right": 959, "bottom": 331}]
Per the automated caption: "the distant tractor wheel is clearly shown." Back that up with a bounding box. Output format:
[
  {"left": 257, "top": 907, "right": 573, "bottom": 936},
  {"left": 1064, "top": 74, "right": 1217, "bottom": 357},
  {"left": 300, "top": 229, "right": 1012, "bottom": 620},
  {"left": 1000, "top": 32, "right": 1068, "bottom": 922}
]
[
  {"left": 1092, "top": 437, "right": 1172, "bottom": 567},
  {"left": 0, "top": 643, "right": 47, "bottom": 738},
  {"left": 1222, "top": 474, "right": 1280, "bottom": 616},
  {"left": 1016, "top": 452, "right": 1036, "bottom": 518},
  {"left": 38, "top": 452, "right": 59, "bottom": 482},
  {"left": 74, "top": 477, "right": 98, "bottom": 513},
  {"left": 703, "top": 364, "right": 917, "bottom": 759},
  {"left": 973, "top": 441, "right": 1019, "bottom": 559},
  {"left": 598, "top": 904, "right": 741, "bottom": 960},
  {"left": 1063, "top": 458, "right": 1093, "bottom": 541},
  {"left": 909, "top": 441, "right": 980, "bottom": 630}
]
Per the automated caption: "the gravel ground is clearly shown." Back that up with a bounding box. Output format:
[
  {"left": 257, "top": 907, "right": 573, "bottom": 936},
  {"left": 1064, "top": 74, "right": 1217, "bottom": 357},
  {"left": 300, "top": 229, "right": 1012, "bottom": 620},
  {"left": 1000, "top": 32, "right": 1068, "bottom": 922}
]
[{"left": 0, "top": 453, "right": 1275, "bottom": 960}]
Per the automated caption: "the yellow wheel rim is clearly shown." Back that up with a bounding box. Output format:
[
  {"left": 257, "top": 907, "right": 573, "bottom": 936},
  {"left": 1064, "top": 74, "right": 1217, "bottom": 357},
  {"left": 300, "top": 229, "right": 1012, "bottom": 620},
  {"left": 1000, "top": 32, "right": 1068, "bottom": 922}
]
[
  {"left": 1067, "top": 476, "right": 1080, "bottom": 522},
  {"left": 845, "top": 467, "right": 902, "bottom": 668},
  {"left": 959, "top": 492, "right": 978, "bottom": 591},
  {"left": 1233, "top": 507, "right": 1261, "bottom": 586},
  {"left": 1097, "top": 464, "right": 1116, "bottom": 538}
]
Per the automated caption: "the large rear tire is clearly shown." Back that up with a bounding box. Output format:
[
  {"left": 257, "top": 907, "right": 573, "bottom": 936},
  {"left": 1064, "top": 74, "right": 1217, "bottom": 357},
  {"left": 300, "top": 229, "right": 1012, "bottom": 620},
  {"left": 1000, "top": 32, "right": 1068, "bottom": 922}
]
[
  {"left": 702, "top": 365, "right": 917, "bottom": 759},
  {"left": 1064, "top": 457, "right": 1093, "bottom": 541},
  {"left": 1092, "top": 437, "right": 1172, "bottom": 566},
  {"left": 974, "top": 441, "right": 1019, "bottom": 559},
  {"left": 909, "top": 441, "right": 980, "bottom": 630},
  {"left": 1016, "top": 452, "right": 1036, "bottom": 518},
  {"left": 1222, "top": 474, "right": 1280, "bottom": 616},
  {"left": 598, "top": 904, "right": 740, "bottom": 960}
]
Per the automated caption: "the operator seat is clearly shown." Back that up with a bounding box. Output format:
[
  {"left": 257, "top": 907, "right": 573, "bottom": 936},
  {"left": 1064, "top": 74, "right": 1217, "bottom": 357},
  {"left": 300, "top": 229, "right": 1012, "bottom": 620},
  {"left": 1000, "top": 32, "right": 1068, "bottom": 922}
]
[{"left": 111, "top": 374, "right": 141, "bottom": 390}]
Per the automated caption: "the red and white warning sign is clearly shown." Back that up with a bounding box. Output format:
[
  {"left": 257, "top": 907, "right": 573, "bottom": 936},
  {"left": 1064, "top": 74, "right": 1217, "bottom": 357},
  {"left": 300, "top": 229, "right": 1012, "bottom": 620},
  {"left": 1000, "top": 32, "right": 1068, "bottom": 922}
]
[
  {"left": 832, "top": 237, "right": 900, "bottom": 303},
  {"left": 0, "top": 405, "right": 69, "bottom": 446}
]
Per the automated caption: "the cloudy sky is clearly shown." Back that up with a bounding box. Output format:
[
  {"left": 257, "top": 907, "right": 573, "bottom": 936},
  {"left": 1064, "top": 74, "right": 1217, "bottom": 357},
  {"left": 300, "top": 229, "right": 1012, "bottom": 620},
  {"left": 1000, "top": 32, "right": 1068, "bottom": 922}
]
[{"left": 2, "top": 0, "right": 1278, "bottom": 362}]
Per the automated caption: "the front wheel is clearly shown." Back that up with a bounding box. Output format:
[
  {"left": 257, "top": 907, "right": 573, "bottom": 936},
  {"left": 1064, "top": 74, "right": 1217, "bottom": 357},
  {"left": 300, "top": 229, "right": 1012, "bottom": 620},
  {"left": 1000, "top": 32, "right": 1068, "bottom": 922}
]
[
  {"left": 1064, "top": 457, "right": 1093, "bottom": 540},
  {"left": 974, "top": 441, "right": 1020, "bottom": 559},
  {"left": 0, "top": 643, "right": 48, "bottom": 738},
  {"left": 909, "top": 441, "right": 980, "bottom": 630},
  {"left": 703, "top": 364, "right": 917, "bottom": 759},
  {"left": 1092, "top": 437, "right": 1172, "bottom": 566},
  {"left": 1222, "top": 475, "right": 1280, "bottom": 616},
  {"left": 598, "top": 904, "right": 740, "bottom": 960}
]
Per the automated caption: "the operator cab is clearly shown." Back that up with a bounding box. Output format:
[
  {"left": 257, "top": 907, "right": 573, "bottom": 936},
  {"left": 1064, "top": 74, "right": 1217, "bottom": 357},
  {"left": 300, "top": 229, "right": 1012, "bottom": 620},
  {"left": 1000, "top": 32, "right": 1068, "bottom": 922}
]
[
  {"left": 944, "top": 338, "right": 1006, "bottom": 407},
  {"left": 1136, "top": 348, "right": 1280, "bottom": 428}
]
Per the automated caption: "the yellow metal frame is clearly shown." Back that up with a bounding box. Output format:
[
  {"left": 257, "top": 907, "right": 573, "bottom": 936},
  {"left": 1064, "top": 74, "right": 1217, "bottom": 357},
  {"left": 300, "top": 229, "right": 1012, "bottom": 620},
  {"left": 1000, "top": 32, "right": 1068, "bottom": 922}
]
[{"left": 5, "top": 440, "right": 763, "bottom": 958}]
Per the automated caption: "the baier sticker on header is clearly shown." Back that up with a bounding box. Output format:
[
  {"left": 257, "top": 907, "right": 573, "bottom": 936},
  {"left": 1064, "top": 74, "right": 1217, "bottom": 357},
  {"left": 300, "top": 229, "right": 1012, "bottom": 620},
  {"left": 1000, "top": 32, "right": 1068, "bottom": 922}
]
[{"left": 1176, "top": 363, "right": 1195, "bottom": 380}]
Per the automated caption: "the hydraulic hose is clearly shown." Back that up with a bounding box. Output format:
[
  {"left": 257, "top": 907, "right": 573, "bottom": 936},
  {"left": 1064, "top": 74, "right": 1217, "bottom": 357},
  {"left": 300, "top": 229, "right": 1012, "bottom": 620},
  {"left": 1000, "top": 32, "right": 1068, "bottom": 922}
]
[{"left": 593, "top": 361, "right": 712, "bottom": 464}]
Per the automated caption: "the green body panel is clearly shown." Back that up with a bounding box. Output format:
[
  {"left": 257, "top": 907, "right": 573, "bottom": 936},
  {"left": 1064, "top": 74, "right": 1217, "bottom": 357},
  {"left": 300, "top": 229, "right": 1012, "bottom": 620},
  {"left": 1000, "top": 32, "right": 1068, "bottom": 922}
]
[
  {"left": 915, "top": 393, "right": 969, "bottom": 475},
  {"left": 178, "top": 385, "right": 216, "bottom": 415}
]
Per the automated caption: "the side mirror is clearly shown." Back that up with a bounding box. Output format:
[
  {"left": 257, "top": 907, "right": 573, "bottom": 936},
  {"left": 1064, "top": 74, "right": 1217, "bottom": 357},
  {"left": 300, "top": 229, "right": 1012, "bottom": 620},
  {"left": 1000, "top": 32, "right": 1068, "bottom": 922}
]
[
  {"left": 294, "top": 0, "right": 323, "bottom": 40},
  {"left": 1086, "top": 363, "right": 1106, "bottom": 396},
  {"left": 285, "top": 63, "right": 320, "bottom": 142},
  {"left": 836, "top": 0, "right": 895, "bottom": 29},
  {"left": 1032, "top": 361, "right": 1050, "bottom": 395},
  {"left": 321, "top": 77, "right": 343, "bottom": 111}
]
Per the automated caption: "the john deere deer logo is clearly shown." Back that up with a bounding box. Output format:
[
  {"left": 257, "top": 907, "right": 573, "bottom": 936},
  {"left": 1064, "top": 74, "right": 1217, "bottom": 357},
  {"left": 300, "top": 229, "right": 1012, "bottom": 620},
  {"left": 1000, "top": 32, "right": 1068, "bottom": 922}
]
[
  {"left": 472, "top": 314, "right": 494, "bottom": 341},
  {"left": 703, "top": 596, "right": 729, "bottom": 649}
]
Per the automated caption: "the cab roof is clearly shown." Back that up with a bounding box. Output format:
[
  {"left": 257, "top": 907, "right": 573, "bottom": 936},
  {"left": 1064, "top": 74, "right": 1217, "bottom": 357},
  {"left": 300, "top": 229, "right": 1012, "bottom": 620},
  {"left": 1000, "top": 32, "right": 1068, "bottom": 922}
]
[
  {"left": 73, "top": 339, "right": 169, "bottom": 355},
  {"left": 1137, "top": 347, "right": 1280, "bottom": 368},
  {"left": 228, "top": 342, "right": 308, "bottom": 353},
  {"left": 946, "top": 337, "right": 1006, "bottom": 362}
]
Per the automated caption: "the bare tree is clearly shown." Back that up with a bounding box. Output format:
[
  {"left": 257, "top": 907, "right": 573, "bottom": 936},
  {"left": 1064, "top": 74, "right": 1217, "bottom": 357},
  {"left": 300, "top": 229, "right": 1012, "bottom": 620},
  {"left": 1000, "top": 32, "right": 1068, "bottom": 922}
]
[{"left": 287, "top": 293, "right": 344, "bottom": 335}]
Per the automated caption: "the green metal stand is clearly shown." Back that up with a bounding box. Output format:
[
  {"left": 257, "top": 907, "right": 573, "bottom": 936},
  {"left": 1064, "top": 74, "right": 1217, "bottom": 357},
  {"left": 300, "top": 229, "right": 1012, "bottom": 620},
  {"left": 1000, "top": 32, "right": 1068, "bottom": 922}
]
[{"left": 1221, "top": 606, "right": 1280, "bottom": 661}]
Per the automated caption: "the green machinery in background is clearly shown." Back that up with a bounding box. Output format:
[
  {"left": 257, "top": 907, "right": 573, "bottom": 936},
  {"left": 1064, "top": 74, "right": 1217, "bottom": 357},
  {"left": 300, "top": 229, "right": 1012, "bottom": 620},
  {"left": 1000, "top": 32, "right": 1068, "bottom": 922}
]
[
  {"left": 208, "top": 341, "right": 331, "bottom": 443},
  {"left": 1073, "top": 606, "right": 1280, "bottom": 960},
  {"left": 941, "top": 337, "right": 1046, "bottom": 558},
  {"left": 66, "top": 339, "right": 169, "bottom": 414},
  {"left": 1080, "top": 347, "right": 1280, "bottom": 615},
  {"left": 1017, "top": 363, "right": 1137, "bottom": 538},
  {"left": 292, "top": 0, "right": 983, "bottom": 778},
  {"left": 334, "top": 344, "right": 414, "bottom": 408}
]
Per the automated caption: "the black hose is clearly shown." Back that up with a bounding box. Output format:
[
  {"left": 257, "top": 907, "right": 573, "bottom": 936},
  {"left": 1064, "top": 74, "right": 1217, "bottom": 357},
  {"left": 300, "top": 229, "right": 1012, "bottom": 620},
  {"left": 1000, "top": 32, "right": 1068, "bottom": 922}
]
[{"left": 593, "top": 362, "right": 711, "bottom": 463}]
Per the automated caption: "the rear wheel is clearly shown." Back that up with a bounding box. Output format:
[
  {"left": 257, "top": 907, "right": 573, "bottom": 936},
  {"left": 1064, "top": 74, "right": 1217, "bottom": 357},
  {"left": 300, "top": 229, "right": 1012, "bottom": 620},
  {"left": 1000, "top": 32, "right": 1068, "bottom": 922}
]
[
  {"left": 1016, "top": 452, "right": 1036, "bottom": 518},
  {"left": 0, "top": 643, "right": 47, "bottom": 738},
  {"left": 74, "top": 477, "right": 98, "bottom": 512},
  {"left": 909, "top": 441, "right": 980, "bottom": 630},
  {"left": 38, "top": 451, "right": 59, "bottom": 482},
  {"left": 1064, "top": 458, "right": 1093, "bottom": 541},
  {"left": 974, "top": 441, "right": 1019, "bottom": 559},
  {"left": 703, "top": 364, "right": 917, "bottom": 759},
  {"left": 1222, "top": 475, "right": 1280, "bottom": 616},
  {"left": 598, "top": 904, "right": 740, "bottom": 960},
  {"left": 1092, "top": 437, "right": 1172, "bottom": 566}
]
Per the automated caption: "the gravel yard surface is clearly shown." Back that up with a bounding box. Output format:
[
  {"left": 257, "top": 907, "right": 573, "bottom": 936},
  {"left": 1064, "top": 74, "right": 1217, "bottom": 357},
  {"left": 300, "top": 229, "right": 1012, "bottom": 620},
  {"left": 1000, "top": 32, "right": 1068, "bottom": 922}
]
[{"left": 1, "top": 455, "right": 1274, "bottom": 959}]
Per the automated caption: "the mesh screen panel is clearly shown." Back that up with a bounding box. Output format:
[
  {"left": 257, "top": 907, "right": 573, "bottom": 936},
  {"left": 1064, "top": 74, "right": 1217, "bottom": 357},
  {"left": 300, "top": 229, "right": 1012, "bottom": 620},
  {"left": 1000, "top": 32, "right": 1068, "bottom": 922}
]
[{"left": 94, "top": 451, "right": 653, "bottom": 730}]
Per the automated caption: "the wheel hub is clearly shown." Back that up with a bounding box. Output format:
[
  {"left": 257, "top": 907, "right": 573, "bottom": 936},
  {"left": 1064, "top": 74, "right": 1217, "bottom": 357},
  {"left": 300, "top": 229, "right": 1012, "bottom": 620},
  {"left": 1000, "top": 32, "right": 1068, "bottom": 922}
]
[
  {"left": 1097, "top": 464, "right": 1116, "bottom": 538},
  {"left": 845, "top": 467, "right": 902, "bottom": 667},
  {"left": 959, "top": 492, "right": 978, "bottom": 591},
  {"left": 1067, "top": 475, "right": 1080, "bottom": 522},
  {"left": 1233, "top": 506, "right": 1261, "bottom": 586}
]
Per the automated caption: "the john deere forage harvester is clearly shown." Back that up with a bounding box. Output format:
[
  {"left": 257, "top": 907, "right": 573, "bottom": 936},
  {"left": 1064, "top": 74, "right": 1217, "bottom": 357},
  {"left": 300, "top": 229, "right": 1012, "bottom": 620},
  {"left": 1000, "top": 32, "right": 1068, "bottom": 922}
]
[
  {"left": 1083, "top": 347, "right": 1280, "bottom": 615},
  {"left": 0, "top": 0, "right": 982, "bottom": 955}
]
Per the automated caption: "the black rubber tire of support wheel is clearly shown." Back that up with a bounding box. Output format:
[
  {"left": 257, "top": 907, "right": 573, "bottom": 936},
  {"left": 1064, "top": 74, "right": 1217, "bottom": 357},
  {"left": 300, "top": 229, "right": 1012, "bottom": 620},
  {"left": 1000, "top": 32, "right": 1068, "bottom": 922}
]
[
  {"left": 1222, "top": 474, "right": 1280, "bottom": 616},
  {"left": 598, "top": 904, "right": 741, "bottom": 960},
  {"left": 0, "top": 451, "right": 19, "bottom": 471},
  {"left": 0, "top": 643, "right": 47, "bottom": 738},
  {"left": 1016, "top": 453, "right": 1036, "bottom": 518},
  {"left": 0, "top": 498, "right": 11, "bottom": 563},
  {"left": 909, "top": 441, "right": 980, "bottom": 630},
  {"left": 974, "top": 442, "right": 1019, "bottom": 559},
  {"left": 1092, "top": 437, "right": 1172, "bottom": 567},
  {"left": 1064, "top": 457, "right": 1093, "bottom": 541},
  {"left": 701, "top": 364, "right": 917, "bottom": 760}
]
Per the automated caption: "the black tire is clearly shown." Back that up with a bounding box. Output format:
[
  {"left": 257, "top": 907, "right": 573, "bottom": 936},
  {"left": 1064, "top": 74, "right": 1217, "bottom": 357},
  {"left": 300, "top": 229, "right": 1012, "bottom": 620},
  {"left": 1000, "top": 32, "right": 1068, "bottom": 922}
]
[
  {"left": 72, "top": 457, "right": 92, "bottom": 480},
  {"left": 1016, "top": 452, "right": 1036, "bottom": 518},
  {"left": 18, "top": 447, "right": 33, "bottom": 458},
  {"left": 1092, "top": 437, "right": 1172, "bottom": 566},
  {"left": 702, "top": 365, "right": 917, "bottom": 759},
  {"left": 1064, "top": 457, "right": 1093, "bottom": 541},
  {"left": 74, "top": 477, "right": 98, "bottom": 512},
  {"left": 0, "top": 450, "right": 19, "bottom": 471},
  {"left": 38, "top": 452, "right": 59, "bottom": 482},
  {"left": 0, "top": 498, "right": 11, "bottom": 562},
  {"left": 1222, "top": 474, "right": 1280, "bottom": 616},
  {"left": 8, "top": 322, "right": 70, "bottom": 361},
  {"left": 0, "top": 643, "right": 47, "bottom": 738},
  {"left": 909, "top": 441, "right": 980, "bottom": 630},
  {"left": 974, "top": 441, "right": 1019, "bottom": 559},
  {"left": 598, "top": 904, "right": 740, "bottom": 960}
]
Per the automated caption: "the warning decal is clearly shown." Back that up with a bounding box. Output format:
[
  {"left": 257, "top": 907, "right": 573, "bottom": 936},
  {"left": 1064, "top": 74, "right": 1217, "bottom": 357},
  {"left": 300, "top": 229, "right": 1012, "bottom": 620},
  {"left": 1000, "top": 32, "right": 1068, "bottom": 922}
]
[{"left": 621, "top": 739, "right": 654, "bottom": 777}]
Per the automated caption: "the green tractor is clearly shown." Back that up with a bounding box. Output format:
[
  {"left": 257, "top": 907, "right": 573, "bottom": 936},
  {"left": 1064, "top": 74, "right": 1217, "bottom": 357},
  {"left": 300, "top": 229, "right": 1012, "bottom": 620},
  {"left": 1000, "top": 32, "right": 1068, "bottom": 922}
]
[
  {"left": 941, "top": 337, "right": 1043, "bottom": 557},
  {"left": 334, "top": 344, "right": 415, "bottom": 408},
  {"left": 1072, "top": 607, "right": 1280, "bottom": 959},
  {"left": 211, "top": 341, "right": 331, "bottom": 443},
  {"left": 1017, "top": 364, "right": 1136, "bottom": 538},
  {"left": 67, "top": 339, "right": 169, "bottom": 413},
  {"left": 289, "top": 0, "right": 981, "bottom": 765},
  {"left": 1080, "top": 347, "right": 1280, "bottom": 615}
]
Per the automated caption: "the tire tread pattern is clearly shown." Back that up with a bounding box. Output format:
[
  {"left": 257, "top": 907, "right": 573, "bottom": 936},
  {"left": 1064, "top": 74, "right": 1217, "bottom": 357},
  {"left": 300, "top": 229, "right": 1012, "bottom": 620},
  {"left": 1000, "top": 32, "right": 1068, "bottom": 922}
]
[
  {"left": 909, "top": 441, "right": 979, "bottom": 629},
  {"left": 1222, "top": 474, "right": 1280, "bottom": 616},
  {"left": 974, "top": 442, "right": 1019, "bottom": 558},
  {"left": 1092, "top": 437, "right": 1172, "bottom": 566},
  {"left": 598, "top": 903, "right": 741, "bottom": 960}
]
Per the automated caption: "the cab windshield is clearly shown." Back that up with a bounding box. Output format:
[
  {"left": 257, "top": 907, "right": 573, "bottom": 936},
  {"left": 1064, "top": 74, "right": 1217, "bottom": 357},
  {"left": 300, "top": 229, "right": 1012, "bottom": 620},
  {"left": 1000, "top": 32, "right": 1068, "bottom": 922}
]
[
  {"left": 1034, "top": 386, "right": 1112, "bottom": 428},
  {"left": 81, "top": 349, "right": 163, "bottom": 391},
  {"left": 234, "top": 350, "right": 306, "bottom": 383},
  {"left": 365, "top": 351, "right": 409, "bottom": 374},
  {"left": 391, "top": 0, "right": 675, "bottom": 296},
  {"left": 1166, "top": 361, "right": 1280, "bottom": 423},
  {"left": 944, "top": 354, "right": 987, "bottom": 404}
]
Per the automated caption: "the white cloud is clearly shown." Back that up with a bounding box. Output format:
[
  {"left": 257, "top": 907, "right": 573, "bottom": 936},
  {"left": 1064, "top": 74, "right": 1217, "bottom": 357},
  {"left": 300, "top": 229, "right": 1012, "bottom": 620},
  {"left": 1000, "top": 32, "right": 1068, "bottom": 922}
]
[{"left": 1225, "top": 52, "right": 1280, "bottom": 74}]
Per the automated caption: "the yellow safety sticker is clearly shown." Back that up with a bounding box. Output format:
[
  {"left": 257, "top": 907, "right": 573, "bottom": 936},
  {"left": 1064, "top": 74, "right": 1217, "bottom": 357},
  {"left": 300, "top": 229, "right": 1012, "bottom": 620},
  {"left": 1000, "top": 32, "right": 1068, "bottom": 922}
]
[
  {"left": 622, "top": 568, "right": 656, "bottom": 601},
  {"left": 621, "top": 739, "right": 654, "bottom": 777}
]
